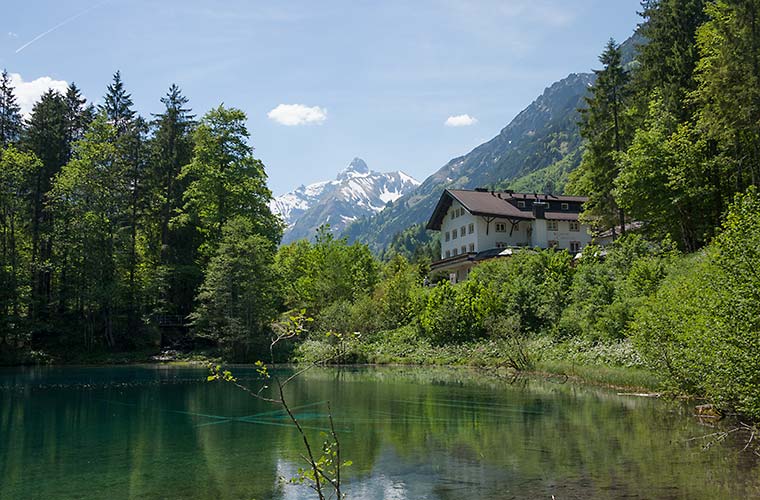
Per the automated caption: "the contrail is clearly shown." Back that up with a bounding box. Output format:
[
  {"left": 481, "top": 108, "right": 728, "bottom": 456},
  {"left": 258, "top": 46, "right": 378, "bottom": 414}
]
[{"left": 16, "top": 0, "right": 111, "bottom": 54}]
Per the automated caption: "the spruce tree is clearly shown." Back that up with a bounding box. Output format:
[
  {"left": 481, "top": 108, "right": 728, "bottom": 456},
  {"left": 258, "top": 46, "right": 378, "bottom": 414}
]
[
  {"left": 149, "top": 84, "right": 197, "bottom": 316},
  {"left": 23, "top": 90, "right": 69, "bottom": 321},
  {"left": 0, "top": 69, "right": 23, "bottom": 147},
  {"left": 63, "top": 83, "right": 94, "bottom": 151},
  {"left": 100, "top": 71, "right": 135, "bottom": 134},
  {"left": 569, "top": 39, "right": 631, "bottom": 234}
]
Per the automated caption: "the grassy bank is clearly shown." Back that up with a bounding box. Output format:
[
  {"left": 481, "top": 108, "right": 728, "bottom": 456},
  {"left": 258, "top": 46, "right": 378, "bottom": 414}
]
[{"left": 293, "top": 326, "right": 661, "bottom": 392}]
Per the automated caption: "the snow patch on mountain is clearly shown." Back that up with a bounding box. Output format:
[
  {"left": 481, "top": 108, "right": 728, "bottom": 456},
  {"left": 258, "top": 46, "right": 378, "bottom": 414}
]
[{"left": 270, "top": 157, "right": 420, "bottom": 243}]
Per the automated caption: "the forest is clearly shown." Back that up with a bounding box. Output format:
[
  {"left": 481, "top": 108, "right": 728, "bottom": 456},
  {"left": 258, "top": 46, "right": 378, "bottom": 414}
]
[{"left": 1, "top": 0, "right": 760, "bottom": 419}]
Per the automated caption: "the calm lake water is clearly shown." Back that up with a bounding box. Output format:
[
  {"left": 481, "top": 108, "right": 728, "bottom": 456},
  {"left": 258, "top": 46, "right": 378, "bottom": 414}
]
[{"left": 1, "top": 365, "right": 758, "bottom": 499}]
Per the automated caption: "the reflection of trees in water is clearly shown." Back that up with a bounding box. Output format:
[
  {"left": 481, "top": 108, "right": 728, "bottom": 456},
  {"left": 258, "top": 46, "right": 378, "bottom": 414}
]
[{"left": 1, "top": 366, "right": 760, "bottom": 499}]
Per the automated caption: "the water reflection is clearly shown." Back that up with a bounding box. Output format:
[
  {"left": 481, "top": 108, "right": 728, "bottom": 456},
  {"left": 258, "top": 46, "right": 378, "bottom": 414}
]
[{"left": 1, "top": 365, "right": 758, "bottom": 499}]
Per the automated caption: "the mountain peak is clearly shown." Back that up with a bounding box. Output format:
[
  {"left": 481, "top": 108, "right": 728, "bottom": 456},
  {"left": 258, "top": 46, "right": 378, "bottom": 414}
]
[{"left": 338, "top": 157, "right": 370, "bottom": 179}]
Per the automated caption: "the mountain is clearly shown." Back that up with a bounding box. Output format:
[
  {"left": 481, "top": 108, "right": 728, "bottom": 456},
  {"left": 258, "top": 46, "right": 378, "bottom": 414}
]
[
  {"left": 271, "top": 158, "right": 420, "bottom": 244},
  {"left": 342, "top": 72, "right": 595, "bottom": 252},
  {"left": 343, "top": 32, "right": 644, "bottom": 254}
]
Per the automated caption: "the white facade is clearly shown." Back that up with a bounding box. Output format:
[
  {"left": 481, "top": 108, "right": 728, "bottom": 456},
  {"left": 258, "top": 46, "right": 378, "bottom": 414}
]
[{"left": 438, "top": 201, "right": 592, "bottom": 260}]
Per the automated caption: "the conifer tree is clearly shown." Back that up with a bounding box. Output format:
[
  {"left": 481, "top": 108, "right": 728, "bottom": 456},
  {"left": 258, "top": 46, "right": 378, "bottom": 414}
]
[
  {"left": 24, "top": 90, "right": 69, "bottom": 321},
  {"left": 149, "top": 84, "right": 197, "bottom": 316},
  {"left": 63, "top": 83, "right": 94, "bottom": 151},
  {"left": 636, "top": 0, "right": 708, "bottom": 121},
  {"left": 100, "top": 71, "right": 135, "bottom": 134},
  {"left": 0, "top": 69, "right": 23, "bottom": 147},
  {"left": 569, "top": 39, "right": 631, "bottom": 234}
]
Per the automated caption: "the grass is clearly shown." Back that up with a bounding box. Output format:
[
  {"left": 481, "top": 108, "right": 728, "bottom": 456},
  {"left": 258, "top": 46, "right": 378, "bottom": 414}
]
[{"left": 293, "top": 326, "right": 662, "bottom": 392}]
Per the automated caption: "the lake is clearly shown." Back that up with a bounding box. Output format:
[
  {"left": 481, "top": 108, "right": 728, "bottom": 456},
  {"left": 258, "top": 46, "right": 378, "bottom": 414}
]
[{"left": 1, "top": 365, "right": 758, "bottom": 499}]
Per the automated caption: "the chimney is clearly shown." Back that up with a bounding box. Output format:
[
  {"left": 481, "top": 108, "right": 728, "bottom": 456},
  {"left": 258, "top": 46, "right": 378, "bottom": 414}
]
[{"left": 533, "top": 201, "right": 547, "bottom": 219}]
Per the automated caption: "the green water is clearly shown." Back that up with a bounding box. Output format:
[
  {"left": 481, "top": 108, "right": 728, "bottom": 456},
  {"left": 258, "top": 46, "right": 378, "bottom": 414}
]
[{"left": 1, "top": 365, "right": 758, "bottom": 499}]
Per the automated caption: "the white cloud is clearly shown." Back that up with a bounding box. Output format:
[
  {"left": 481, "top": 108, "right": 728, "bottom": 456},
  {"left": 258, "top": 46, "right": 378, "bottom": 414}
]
[
  {"left": 267, "top": 103, "right": 327, "bottom": 126},
  {"left": 445, "top": 114, "right": 478, "bottom": 127},
  {"left": 9, "top": 73, "right": 69, "bottom": 118}
]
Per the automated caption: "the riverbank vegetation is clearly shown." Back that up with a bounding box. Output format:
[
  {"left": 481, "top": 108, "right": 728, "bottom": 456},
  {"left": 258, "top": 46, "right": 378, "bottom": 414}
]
[{"left": 2, "top": 0, "right": 760, "bottom": 421}]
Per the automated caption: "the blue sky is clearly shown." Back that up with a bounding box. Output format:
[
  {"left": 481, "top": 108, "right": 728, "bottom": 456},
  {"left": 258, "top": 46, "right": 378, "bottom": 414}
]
[{"left": 2, "top": 0, "right": 642, "bottom": 195}]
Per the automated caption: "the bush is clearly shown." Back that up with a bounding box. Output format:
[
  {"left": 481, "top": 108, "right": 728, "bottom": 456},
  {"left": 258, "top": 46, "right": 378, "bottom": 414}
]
[{"left": 630, "top": 189, "right": 760, "bottom": 418}]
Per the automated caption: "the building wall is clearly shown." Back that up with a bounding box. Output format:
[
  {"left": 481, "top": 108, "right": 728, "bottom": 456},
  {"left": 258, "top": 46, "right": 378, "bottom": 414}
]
[
  {"left": 439, "top": 201, "right": 593, "bottom": 259},
  {"left": 539, "top": 219, "right": 593, "bottom": 251},
  {"left": 440, "top": 201, "right": 479, "bottom": 259},
  {"left": 476, "top": 217, "right": 531, "bottom": 250}
]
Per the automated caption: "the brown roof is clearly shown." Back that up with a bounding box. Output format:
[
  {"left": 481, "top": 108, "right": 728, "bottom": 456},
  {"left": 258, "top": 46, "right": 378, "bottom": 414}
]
[
  {"left": 426, "top": 189, "right": 588, "bottom": 230},
  {"left": 545, "top": 212, "right": 580, "bottom": 221}
]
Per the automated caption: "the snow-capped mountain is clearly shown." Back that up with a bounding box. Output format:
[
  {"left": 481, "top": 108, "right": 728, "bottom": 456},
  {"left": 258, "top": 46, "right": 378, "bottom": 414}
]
[{"left": 270, "top": 158, "right": 420, "bottom": 244}]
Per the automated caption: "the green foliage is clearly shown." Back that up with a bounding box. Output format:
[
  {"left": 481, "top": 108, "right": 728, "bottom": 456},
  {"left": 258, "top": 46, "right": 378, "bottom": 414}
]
[
  {"left": 0, "top": 69, "right": 23, "bottom": 147},
  {"left": 630, "top": 189, "right": 760, "bottom": 418},
  {"left": 275, "top": 226, "right": 379, "bottom": 314},
  {"left": 0, "top": 147, "right": 41, "bottom": 348},
  {"left": 191, "top": 217, "right": 281, "bottom": 360},
  {"left": 180, "top": 105, "right": 281, "bottom": 258},
  {"left": 470, "top": 250, "right": 574, "bottom": 335},
  {"left": 419, "top": 280, "right": 489, "bottom": 344},
  {"left": 560, "top": 235, "right": 673, "bottom": 341},
  {"left": 568, "top": 39, "right": 631, "bottom": 232}
]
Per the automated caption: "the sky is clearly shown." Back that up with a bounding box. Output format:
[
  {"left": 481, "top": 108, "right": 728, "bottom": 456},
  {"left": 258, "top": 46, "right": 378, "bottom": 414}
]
[{"left": 2, "top": 0, "right": 642, "bottom": 196}]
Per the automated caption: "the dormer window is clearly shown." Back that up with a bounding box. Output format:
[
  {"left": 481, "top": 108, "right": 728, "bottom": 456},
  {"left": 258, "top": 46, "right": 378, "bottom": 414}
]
[
  {"left": 561, "top": 202, "right": 569, "bottom": 211},
  {"left": 517, "top": 200, "right": 526, "bottom": 208}
]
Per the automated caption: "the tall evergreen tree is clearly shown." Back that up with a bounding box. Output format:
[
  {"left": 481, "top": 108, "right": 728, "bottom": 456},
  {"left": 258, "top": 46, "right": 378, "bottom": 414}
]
[
  {"left": 636, "top": 0, "right": 709, "bottom": 121},
  {"left": 23, "top": 90, "right": 69, "bottom": 322},
  {"left": 63, "top": 83, "right": 94, "bottom": 151},
  {"left": 150, "top": 84, "right": 195, "bottom": 260},
  {"left": 0, "top": 70, "right": 23, "bottom": 147},
  {"left": 100, "top": 71, "right": 135, "bottom": 134},
  {"left": 149, "top": 84, "right": 197, "bottom": 317},
  {"left": 696, "top": 0, "right": 760, "bottom": 190},
  {"left": 569, "top": 39, "right": 631, "bottom": 234}
]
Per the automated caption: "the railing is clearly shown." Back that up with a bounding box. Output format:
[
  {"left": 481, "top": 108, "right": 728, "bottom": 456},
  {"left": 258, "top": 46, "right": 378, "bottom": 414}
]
[{"left": 154, "top": 314, "right": 187, "bottom": 327}]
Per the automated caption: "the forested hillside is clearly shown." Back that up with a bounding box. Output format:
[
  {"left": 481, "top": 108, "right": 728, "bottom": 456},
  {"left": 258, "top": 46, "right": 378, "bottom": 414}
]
[
  {"left": 343, "top": 34, "right": 644, "bottom": 255},
  {"left": 289, "top": 0, "right": 760, "bottom": 421}
]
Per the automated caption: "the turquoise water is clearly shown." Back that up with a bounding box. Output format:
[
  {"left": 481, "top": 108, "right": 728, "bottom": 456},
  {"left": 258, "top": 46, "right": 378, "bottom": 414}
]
[{"left": 1, "top": 365, "right": 758, "bottom": 499}]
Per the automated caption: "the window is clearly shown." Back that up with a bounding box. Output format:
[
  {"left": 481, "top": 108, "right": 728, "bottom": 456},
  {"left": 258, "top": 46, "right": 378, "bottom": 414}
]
[
  {"left": 548, "top": 240, "right": 559, "bottom": 248},
  {"left": 569, "top": 221, "right": 580, "bottom": 232},
  {"left": 445, "top": 250, "right": 451, "bottom": 258},
  {"left": 452, "top": 229, "right": 458, "bottom": 239},
  {"left": 452, "top": 248, "right": 458, "bottom": 256},
  {"left": 468, "top": 243, "right": 475, "bottom": 252},
  {"left": 561, "top": 202, "right": 569, "bottom": 211},
  {"left": 517, "top": 200, "right": 526, "bottom": 208},
  {"left": 460, "top": 226, "right": 466, "bottom": 236},
  {"left": 468, "top": 223, "right": 474, "bottom": 234},
  {"left": 451, "top": 211, "right": 455, "bottom": 220},
  {"left": 496, "top": 242, "right": 507, "bottom": 249},
  {"left": 513, "top": 223, "right": 519, "bottom": 231},
  {"left": 495, "top": 222, "right": 507, "bottom": 232},
  {"left": 445, "top": 231, "right": 450, "bottom": 242},
  {"left": 461, "top": 245, "right": 467, "bottom": 254},
  {"left": 570, "top": 241, "right": 581, "bottom": 253},
  {"left": 547, "top": 220, "right": 558, "bottom": 231}
]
